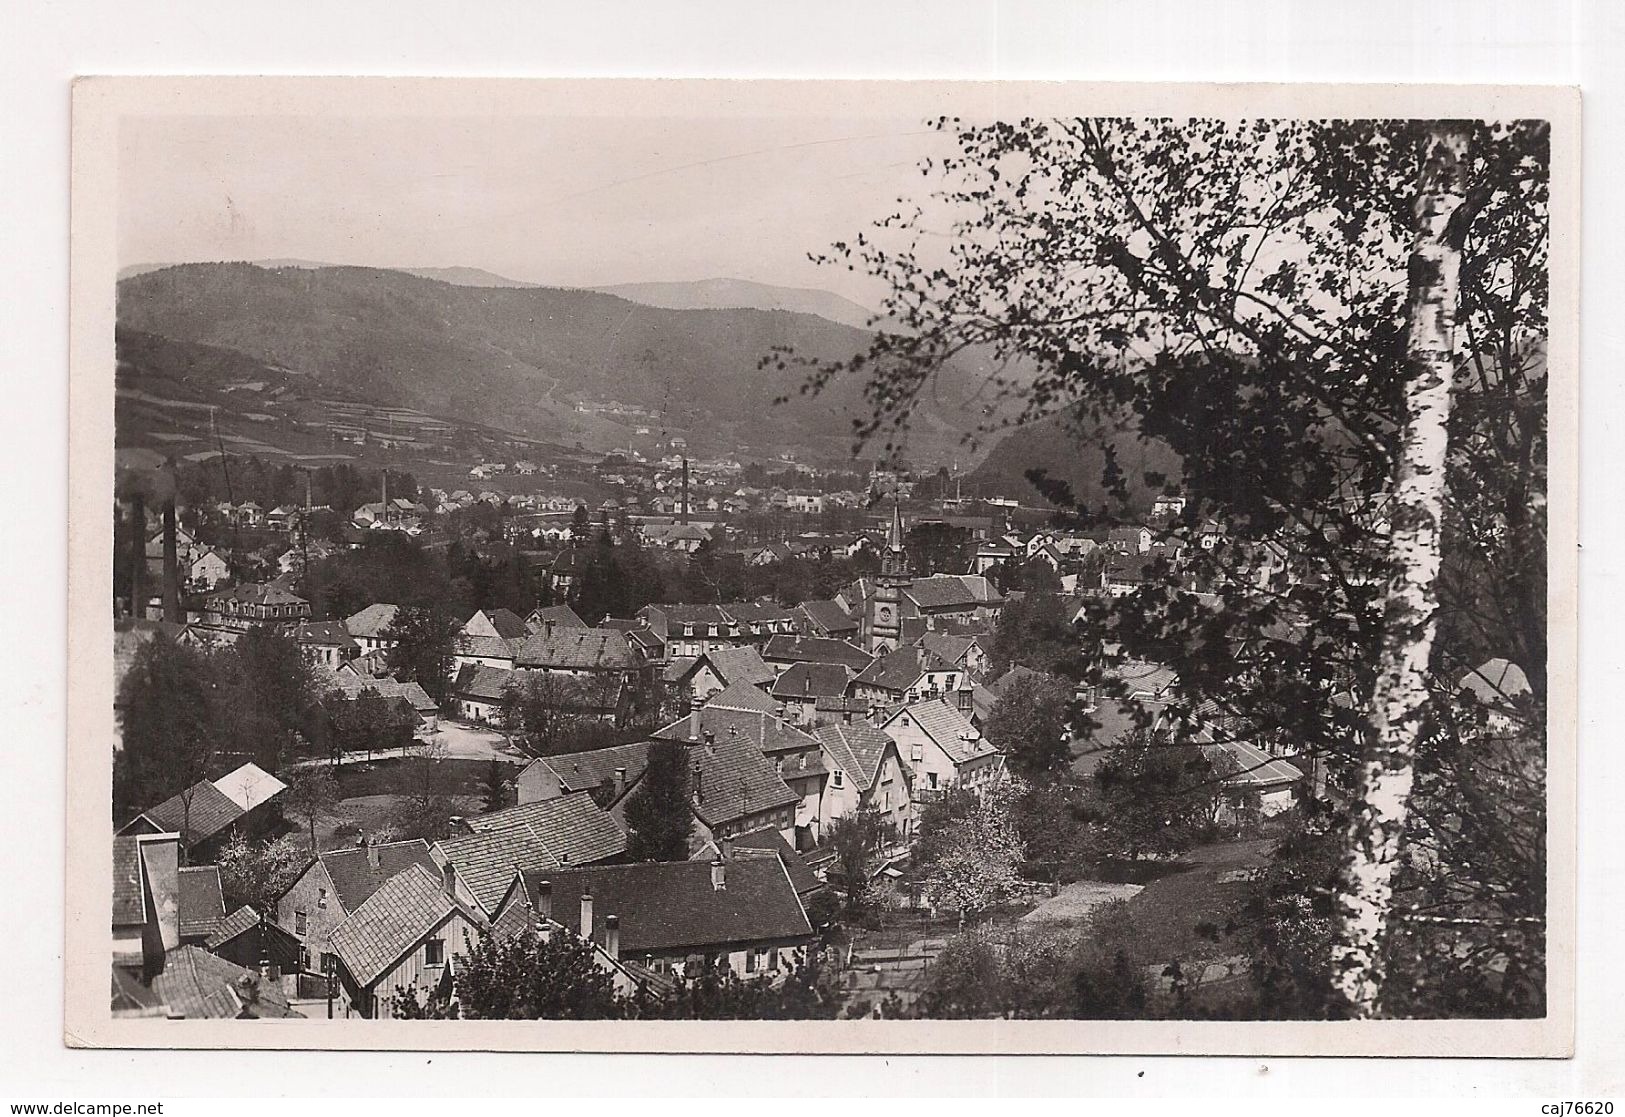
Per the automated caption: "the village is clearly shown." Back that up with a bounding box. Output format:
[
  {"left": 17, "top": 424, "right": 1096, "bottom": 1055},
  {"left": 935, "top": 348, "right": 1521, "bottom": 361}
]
[{"left": 108, "top": 440, "right": 1526, "bottom": 1023}]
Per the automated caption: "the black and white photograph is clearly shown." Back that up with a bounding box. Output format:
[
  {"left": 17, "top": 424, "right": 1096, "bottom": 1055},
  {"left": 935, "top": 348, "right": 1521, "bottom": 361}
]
[{"left": 65, "top": 77, "right": 1576, "bottom": 1054}]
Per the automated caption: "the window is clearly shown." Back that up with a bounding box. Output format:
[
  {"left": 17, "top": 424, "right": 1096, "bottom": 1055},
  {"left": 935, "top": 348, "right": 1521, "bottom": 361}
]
[
  {"left": 294, "top": 909, "right": 308, "bottom": 936},
  {"left": 831, "top": 769, "right": 844, "bottom": 789},
  {"left": 424, "top": 938, "right": 445, "bottom": 966},
  {"left": 317, "top": 887, "right": 327, "bottom": 909},
  {"left": 768, "top": 948, "right": 779, "bottom": 970},
  {"left": 745, "top": 949, "right": 758, "bottom": 974},
  {"left": 928, "top": 772, "right": 939, "bottom": 790}
]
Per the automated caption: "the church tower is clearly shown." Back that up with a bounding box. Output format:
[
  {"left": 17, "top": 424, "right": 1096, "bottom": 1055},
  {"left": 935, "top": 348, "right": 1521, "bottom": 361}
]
[{"left": 865, "top": 501, "right": 911, "bottom": 656}]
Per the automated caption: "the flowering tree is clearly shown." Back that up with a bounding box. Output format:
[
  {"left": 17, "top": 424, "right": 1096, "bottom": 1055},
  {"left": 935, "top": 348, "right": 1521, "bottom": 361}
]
[{"left": 922, "top": 781, "right": 1025, "bottom": 921}]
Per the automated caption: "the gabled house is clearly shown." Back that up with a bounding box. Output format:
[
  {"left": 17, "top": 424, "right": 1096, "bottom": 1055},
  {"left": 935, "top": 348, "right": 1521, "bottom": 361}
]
[
  {"left": 274, "top": 838, "right": 440, "bottom": 975},
  {"left": 769, "top": 662, "right": 853, "bottom": 726},
  {"left": 814, "top": 721, "right": 914, "bottom": 838},
  {"left": 637, "top": 603, "right": 746, "bottom": 659},
  {"left": 176, "top": 865, "right": 226, "bottom": 945},
  {"left": 494, "top": 855, "right": 816, "bottom": 982},
  {"left": 515, "top": 740, "right": 654, "bottom": 817},
  {"left": 113, "top": 832, "right": 180, "bottom": 980},
  {"left": 684, "top": 644, "right": 775, "bottom": 705},
  {"left": 851, "top": 644, "right": 970, "bottom": 710},
  {"left": 878, "top": 698, "right": 1004, "bottom": 800},
  {"left": 344, "top": 603, "right": 400, "bottom": 655},
  {"left": 329, "top": 863, "right": 486, "bottom": 1018},
  {"left": 761, "top": 634, "right": 874, "bottom": 677},
  {"left": 463, "top": 608, "right": 531, "bottom": 643},
  {"left": 527, "top": 604, "right": 588, "bottom": 632},
  {"left": 292, "top": 619, "right": 359, "bottom": 670},
  {"left": 916, "top": 631, "right": 991, "bottom": 684},
  {"left": 652, "top": 711, "right": 802, "bottom": 849},
  {"left": 207, "top": 905, "right": 303, "bottom": 982},
  {"left": 703, "top": 679, "right": 781, "bottom": 716},
  {"left": 794, "top": 599, "right": 859, "bottom": 640},
  {"left": 432, "top": 791, "right": 628, "bottom": 916}
]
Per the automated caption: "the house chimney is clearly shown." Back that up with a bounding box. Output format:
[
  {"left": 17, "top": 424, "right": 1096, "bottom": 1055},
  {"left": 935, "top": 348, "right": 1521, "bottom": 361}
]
[
  {"left": 703, "top": 730, "right": 716, "bottom": 753},
  {"left": 366, "top": 840, "right": 380, "bottom": 870},
  {"left": 441, "top": 860, "right": 457, "bottom": 898},
  {"left": 580, "top": 890, "right": 593, "bottom": 940},
  {"left": 710, "top": 858, "right": 727, "bottom": 892},
  {"left": 692, "top": 760, "right": 704, "bottom": 802},
  {"left": 535, "top": 879, "right": 552, "bottom": 921},
  {"left": 613, "top": 766, "right": 627, "bottom": 798},
  {"left": 719, "top": 836, "right": 733, "bottom": 863},
  {"left": 603, "top": 915, "right": 620, "bottom": 960}
]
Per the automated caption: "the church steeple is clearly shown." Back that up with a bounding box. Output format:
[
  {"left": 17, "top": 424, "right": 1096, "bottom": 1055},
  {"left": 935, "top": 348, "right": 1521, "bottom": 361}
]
[{"left": 865, "top": 498, "right": 911, "bottom": 655}]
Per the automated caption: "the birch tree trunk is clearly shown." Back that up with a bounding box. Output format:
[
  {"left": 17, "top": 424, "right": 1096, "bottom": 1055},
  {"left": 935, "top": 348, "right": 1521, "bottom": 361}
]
[{"left": 1331, "top": 124, "right": 1472, "bottom": 1017}]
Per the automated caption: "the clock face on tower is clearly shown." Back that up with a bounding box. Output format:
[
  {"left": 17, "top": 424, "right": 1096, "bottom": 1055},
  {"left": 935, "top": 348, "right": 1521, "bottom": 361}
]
[{"left": 876, "top": 605, "right": 894, "bottom": 625}]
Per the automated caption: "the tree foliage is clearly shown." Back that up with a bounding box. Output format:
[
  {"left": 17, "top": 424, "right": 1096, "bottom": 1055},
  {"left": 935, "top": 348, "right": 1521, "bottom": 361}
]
[
  {"left": 623, "top": 740, "right": 693, "bottom": 862},
  {"left": 986, "top": 670, "right": 1076, "bottom": 781},
  {"left": 781, "top": 116, "right": 1549, "bottom": 1016}
]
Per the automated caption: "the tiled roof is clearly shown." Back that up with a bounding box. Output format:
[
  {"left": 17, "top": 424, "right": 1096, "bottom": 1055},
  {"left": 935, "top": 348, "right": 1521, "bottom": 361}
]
[
  {"left": 918, "top": 631, "right": 979, "bottom": 667},
  {"left": 528, "top": 604, "right": 587, "bottom": 631},
  {"left": 796, "top": 599, "right": 858, "bottom": 635},
  {"left": 704, "top": 645, "right": 775, "bottom": 689},
  {"left": 526, "top": 741, "right": 654, "bottom": 798},
  {"left": 112, "top": 836, "right": 146, "bottom": 925},
  {"left": 1206, "top": 740, "right": 1304, "bottom": 788},
  {"left": 344, "top": 603, "right": 400, "bottom": 639},
  {"left": 814, "top": 722, "right": 894, "bottom": 791},
  {"left": 453, "top": 663, "right": 516, "bottom": 703},
  {"left": 704, "top": 680, "right": 779, "bottom": 715},
  {"left": 1110, "top": 660, "right": 1180, "bottom": 699},
  {"left": 652, "top": 713, "right": 801, "bottom": 827},
  {"left": 205, "top": 904, "right": 263, "bottom": 949},
  {"left": 884, "top": 698, "right": 997, "bottom": 765},
  {"left": 728, "top": 828, "right": 824, "bottom": 896},
  {"left": 318, "top": 839, "right": 438, "bottom": 914},
  {"left": 771, "top": 662, "right": 852, "bottom": 701},
  {"left": 212, "top": 763, "right": 287, "bottom": 812},
  {"left": 330, "top": 864, "right": 478, "bottom": 988},
  {"left": 437, "top": 792, "right": 627, "bottom": 912},
  {"left": 177, "top": 866, "right": 226, "bottom": 939},
  {"left": 334, "top": 675, "right": 439, "bottom": 713},
  {"left": 762, "top": 635, "right": 874, "bottom": 672},
  {"left": 519, "top": 858, "right": 812, "bottom": 956},
  {"left": 854, "top": 645, "right": 935, "bottom": 693},
  {"left": 456, "top": 633, "right": 521, "bottom": 662},
  {"left": 487, "top": 608, "right": 531, "bottom": 640},
  {"left": 662, "top": 656, "right": 700, "bottom": 683},
  {"left": 989, "top": 665, "right": 1042, "bottom": 696},
  {"left": 144, "top": 781, "right": 245, "bottom": 844},
  {"left": 513, "top": 628, "right": 637, "bottom": 671},
  {"left": 814, "top": 695, "right": 871, "bottom": 715},
  {"left": 293, "top": 620, "right": 358, "bottom": 649},
  {"left": 151, "top": 945, "right": 301, "bottom": 1018},
  {"left": 204, "top": 583, "right": 309, "bottom": 608},
  {"left": 657, "top": 705, "right": 820, "bottom": 759},
  {"left": 903, "top": 575, "right": 999, "bottom": 611}
]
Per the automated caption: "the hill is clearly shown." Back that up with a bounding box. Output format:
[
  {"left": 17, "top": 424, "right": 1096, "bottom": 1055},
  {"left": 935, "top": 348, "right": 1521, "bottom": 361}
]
[
  {"left": 396, "top": 266, "right": 538, "bottom": 288},
  {"left": 591, "top": 277, "right": 882, "bottom": 333},
  {"left": 967, "top": 408, "right": 1184, "bottom": 514},
  {"left": 116, "top": 263, "right": 989, "bottom": 466}
]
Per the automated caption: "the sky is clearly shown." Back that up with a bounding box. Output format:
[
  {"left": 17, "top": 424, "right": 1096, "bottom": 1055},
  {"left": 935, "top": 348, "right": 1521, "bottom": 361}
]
[{"left": 117, "top": 113, "right": 956, "bottom": 308}]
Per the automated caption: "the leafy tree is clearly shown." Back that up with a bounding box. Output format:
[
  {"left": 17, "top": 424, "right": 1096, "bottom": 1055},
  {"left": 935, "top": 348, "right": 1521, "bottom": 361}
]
[
  {"left": 434, "top": 926, "right": 625, "bottom": 1020},
  {"left": 1013, "top": 781, "right": 1097, "bottom": 887},
  {"left": 218, "top": 833, "right": 306, "bottom": 914},
  {"left": 389, "top": 740, "right": 457, "bottom": 842},
  {"left": 986, "top": 670, "right": 1076, "bottom": 781},
  {"left": 225, "top": 626, "right": 322, "bottom": 770},
  {"left": 909, "top": 786, "right": 979, "bottom": 870},
  {"left": 114, "top": 634, "right": 224, "bottom": 832},
  {"left": 641, "top": 958, "right": 840, "bottom": 1020},
  {"left": 915, "top": 932, "right": 1003, "bottom": 1018},
  {"left": 384, "top": 604, "right": 460, "bottom": 706},
  {"left": 783, "top": 115, "right": 1550, "bottom": 1017},
  {"left": 1070, "top": 900, "right": 1153, "bottom": 1019},
  {"left": 824, "top": 807, "right": 897, "bottom": 916},
  {"left": 1090, "top": 729, "right": 1221, "bottom": 860},
  {"left": 283, "top": 765, "right": 341, "bottom": 852},
  {"left": 570, "top": 504, "right": 591, "bottom": 541},
  {"left": 986, "top": 591, "right": 1086, "bottom": 679},
  {"left": 623, "top": 740, "right": 692, "bottom": 861},
  {"left": 921, "top": 781, "right": 1025, "bottom": 922},
  {"left": 480, "top": 758, "right": 512, "bottom": 814}
]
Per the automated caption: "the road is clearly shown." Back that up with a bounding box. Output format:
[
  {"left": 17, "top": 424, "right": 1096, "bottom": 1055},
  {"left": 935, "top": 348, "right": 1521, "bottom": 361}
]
[{"left": 288, "top": 719, "right": 529, "bottom": 770}]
